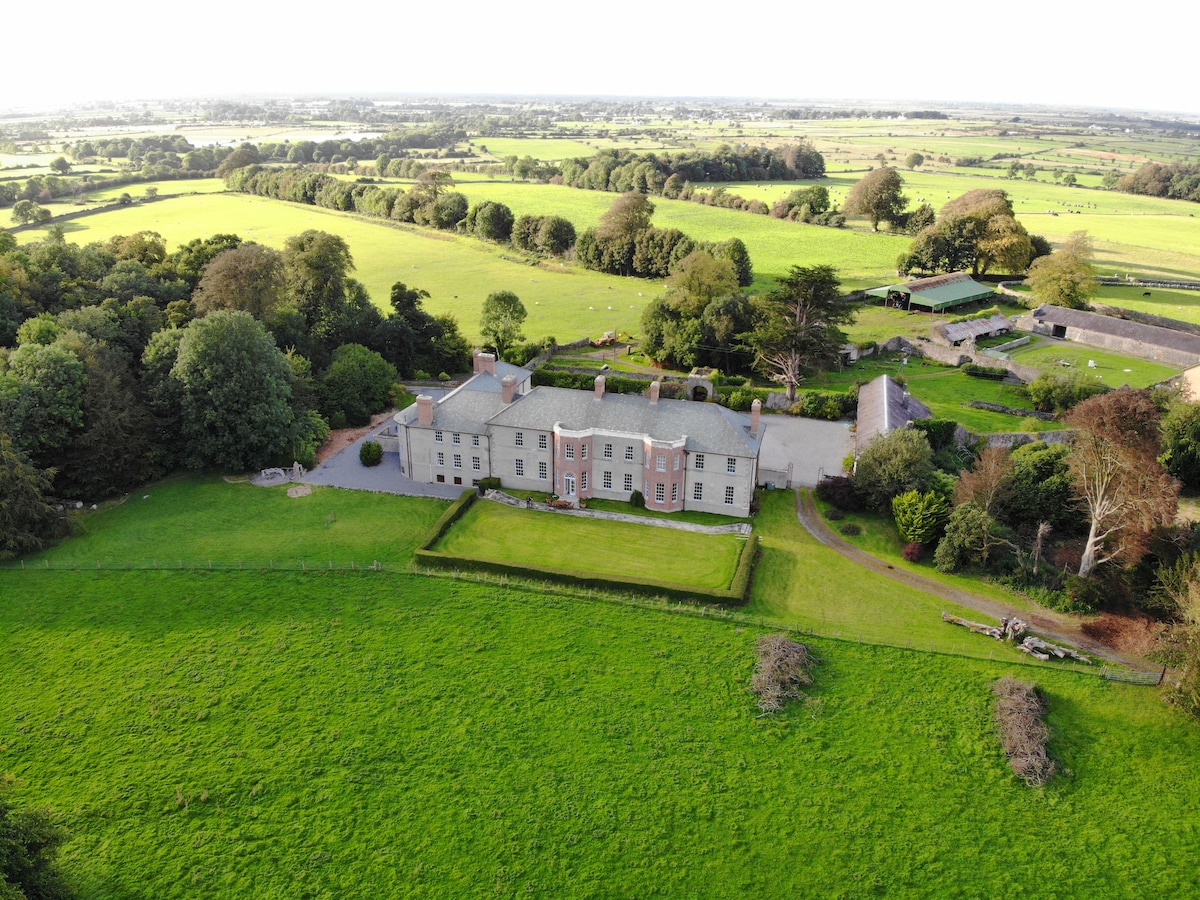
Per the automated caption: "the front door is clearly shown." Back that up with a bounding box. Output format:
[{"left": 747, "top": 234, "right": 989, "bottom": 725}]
[{"left": 564, "top": 473, "right": 576, "bottom": 496}]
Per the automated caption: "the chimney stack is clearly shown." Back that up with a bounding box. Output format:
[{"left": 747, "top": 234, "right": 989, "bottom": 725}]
[
  {"left": 416, "top": 395, "right": 434, "bottom": 426},
  {"left": 594, "top": 375, "right": 606, "bottom": 399},
  {"left": 474, "top": 351, "right": 496, "bottom": 375},
  {"left": 501, "top": 374, "right": 517, "bottom": 404},
  {"left": 649, "top": 381, "right": 660, "bottom": 404},
  {"left": 751, "top": 398, "right": 762, "bottom": 436}
]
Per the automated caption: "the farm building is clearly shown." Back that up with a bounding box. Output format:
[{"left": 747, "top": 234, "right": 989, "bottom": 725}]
[
  {"left": 854, "top": 374, "right": 932, "bottom": 447},
  {"left": 866, "top": 272, "right": 996, "bottom": 313},
  {"left": 394, "top": 353, "right": 763, "bottom": 516},
  {"left": 932, "top": 313, "right": 1015, "bottom": 348},
  {"left": 1019, "top": 306, "right": 1200, "bottom": 367}
]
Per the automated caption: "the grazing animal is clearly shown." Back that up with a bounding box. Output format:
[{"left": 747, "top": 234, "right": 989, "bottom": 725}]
[{"left": 1143, "top": 291, "right": 1152, "bottom": 296}]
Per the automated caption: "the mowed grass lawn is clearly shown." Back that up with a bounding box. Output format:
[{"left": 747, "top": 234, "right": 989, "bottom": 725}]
[
  {"left": 17, "top": 475, "right": 448, "bottom": 569},
  {"left": 3, "top": 566, "right": 1198, "bottom": 899},
  {"left": 432, "top": 500, "right": 744, "bottom": 591}
]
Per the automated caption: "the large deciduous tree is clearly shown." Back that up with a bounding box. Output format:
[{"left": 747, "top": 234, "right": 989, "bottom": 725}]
[
  {"left": 0, "top": 797, "right": 72, "bottom": 899},
  {"left": 899, "top": 189, "right": 1032, "bottom": 277},
  {"left": 1025, "top": 230, "right": 1096, "bottom": 309},
  {"left": 741, "top": 265, "right": 854, "bottom": 403},
  {"left": 1066, "top": 389, "right": 1178, "bottom": 578},
  {"left": 479, "top": 291, "right": 527, "bottom": 362},
  {"left": 852, "top": 427, "right": 936, "bottom": 512},
  {"left": 193, "top": 243, "right": 286, "bottom": 320},
  {"left": 172, "top": 310, "right": 304, "bottom": 472},
  {"left": 843, "top": 167, "right": 907, "bottom": 231}
]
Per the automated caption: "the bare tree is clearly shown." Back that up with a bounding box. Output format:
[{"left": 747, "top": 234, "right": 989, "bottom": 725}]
[
  {"left": 1065, "top": 389, "right": 1178, "bottom": 578},
  {"left": 954, "top": 445, "right": 1015, "bottom": 515}
]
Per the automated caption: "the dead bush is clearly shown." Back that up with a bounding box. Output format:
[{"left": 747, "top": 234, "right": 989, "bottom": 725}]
[
  {"left": 751, "top": 634, "right": 815, "bottom": 714},
  {"left": 992, "top": 677, "right": 1056, "bottom": 786}
]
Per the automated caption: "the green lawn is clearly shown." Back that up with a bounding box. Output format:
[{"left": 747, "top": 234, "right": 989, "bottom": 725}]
[
  {"left": 1009, "top": 343, "right": 1179, "bottom": 388},
  {"left": 3, "top": 474, "right": 1199, "bottom": 897},
  {"left": 431, "top": 499, "right": 744, "bottom": 591},
  {"left": 12, "top": 475, "right": 448, "bottom": 570}
]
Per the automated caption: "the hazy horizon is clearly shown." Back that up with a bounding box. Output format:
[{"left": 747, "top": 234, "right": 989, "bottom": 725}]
[{"left": 8, "top": 2, "right": 1196, "bottom": 119}]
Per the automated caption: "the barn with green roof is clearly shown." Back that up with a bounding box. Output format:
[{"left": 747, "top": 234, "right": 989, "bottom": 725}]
[{"left": 866, "top": 272, "right": 996, "bottom": 312}]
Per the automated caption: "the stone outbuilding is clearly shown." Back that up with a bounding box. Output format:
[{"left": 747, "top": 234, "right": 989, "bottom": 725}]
[{"left": 1018, "top": 306, "right": 1200, "bottom": 367}]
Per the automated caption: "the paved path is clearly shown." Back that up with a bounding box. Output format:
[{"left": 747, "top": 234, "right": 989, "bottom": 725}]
[
  {"left": 484, "top": 490, "right": 752, "bottom": 534},
  {"left": 794, "top": 490, "right": 1155, "bottom": 671},
  {"left": 300, "top": 419, "right": 465, "bottom": 500},
  {"left": 759, "top": 415, "right": 853, "bottom": 487}
]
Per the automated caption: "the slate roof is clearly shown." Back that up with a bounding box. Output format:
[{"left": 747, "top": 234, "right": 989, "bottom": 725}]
[
  {"left": 485, "top": 386, "right": 763, "bottom": 457},
  {"left": 1030, "top": 306, "right": 1200, "bottom": 358},
  {"left": 855, "top": 374, "right": 932, "bottom": 446}
]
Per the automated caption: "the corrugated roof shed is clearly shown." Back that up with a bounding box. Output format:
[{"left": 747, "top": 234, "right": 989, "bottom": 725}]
[
  {"left": 867, "top": 272, "right": 996, "bottom": 311},
  {"left": 941, "top": 313, "right": 1014, "bottom": 344}
]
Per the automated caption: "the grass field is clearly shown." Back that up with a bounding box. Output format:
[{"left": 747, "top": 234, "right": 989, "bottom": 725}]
[
  {"left": 14, "top": 475, "right": 447, "bottom": 569},
  {"left": 3, "top": 484, "right": 1199, "bottom": 897},
  {"left": 431, "top": 499, "right": 744, "bottom": 591},
  {"left": 1008, "top": 342, "right": 1179, "bottom": 387},
  {"left": 16, "top": 194, "right": 656, "bottom": 343}
]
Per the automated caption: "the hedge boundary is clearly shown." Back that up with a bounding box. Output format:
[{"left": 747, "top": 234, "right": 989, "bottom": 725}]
[{"left": 412, "top": 495, "right": 758, "bottom": 606}]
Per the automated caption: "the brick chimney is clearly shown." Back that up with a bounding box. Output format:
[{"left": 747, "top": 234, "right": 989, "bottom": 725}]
[
  {"left": 416, "top": 394, "right": 434, "bottom": 426},
  {"left": 649, "top": 381, "right": 660, "bottom": 404},
  {"left": 751, "top": 398, "right": 762, "bottom": 436},
  {"left": 594, "top": 375, "right": 606, "bottom": 399},
  {"left": 501, "top": 374, "right": 517, "bottom": 404},
  {"left": 474, "top": 351, "right": 496, "bottom": 375}
]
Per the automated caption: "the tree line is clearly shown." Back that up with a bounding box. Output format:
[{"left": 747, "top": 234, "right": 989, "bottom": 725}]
[{"left": 0, "top": 226, "right": 475, "bottom": 558}]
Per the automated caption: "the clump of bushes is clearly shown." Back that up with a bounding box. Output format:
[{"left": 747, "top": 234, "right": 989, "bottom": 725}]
[
  {"left": 751, "top": 634, "right": 815, "bottom": 715},
  {"left": 476, "top": 477, "right": 501, "bottom": 494},
  {"left": 992, "top": 677, "right": 1056, "bottom": 786},
  {"left": 902, "top": 542, "right": 923, "bottom": 562},
  {"left": 839, "top": 523, "right": 862, "bottom": 536},
  {"left": 816, "top": 475, "right": 862, "bottom": 512},
  {"left": 359, "top": 441, "right": 383, "bottom": 467},
  {"left": 790, "top": 391, "right": 856, "bottom": 421},
  {"left": 824, "top": 507, "right": 846, "bottom": 521},
  {"left": 630, "top": 489, "right": 645, "bottom": 508}
]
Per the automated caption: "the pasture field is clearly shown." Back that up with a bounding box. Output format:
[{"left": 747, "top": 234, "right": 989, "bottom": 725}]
[
  {"left": 14, "top": 475, "right": 447, "bottom": 570},
  {"left": 16, "top": 194, "right": 656, "bottom": 343},
  {"left": 3, "top": 488, "right": 1199, "bottom": 897},
  {"left": 430, "top": 499, "right": 744, "bottom": 591},
  {"left": 469, "top": 138, "right": 600, "bottom": 160},
  {"left": 451, "top": 182, "right": 905, "bottom": 288}
]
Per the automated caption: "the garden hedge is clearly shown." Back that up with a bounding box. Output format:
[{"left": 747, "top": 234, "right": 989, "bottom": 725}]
[{"left": 414, "top": 513, "right": 758, "bottom": 607}]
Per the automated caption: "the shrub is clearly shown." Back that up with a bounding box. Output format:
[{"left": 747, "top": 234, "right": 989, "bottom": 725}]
[
  {"left": 992, "top": 677, "right": 1055, "bottom": 786},
  {"left": 824, "top": 507, "right": 846, "bottom": 521},
  {"left": 630, "top": 490, "right": 645, "bottom": 508},
  {"left": 359, "top": 441, "right": 383, "bottom": 467},
  {"left": 815, "top": 475, "right": 861, "bottom": 511},
  {"left": 902, "top": 542, "right": 923, "bottom": 562},
  {"left": 437, "top": 371, "right": 450, "bottom": 382},
  {"left": 476, "top": 476, "right": 501, "bottom": 494},
  {"left": 892, "top": 489, "right": 950, "bottom": 544},
  {"left": 750, "top": 634, "right": 815, "bottom": 715},
  {"left": 1062, "top": 574, "right": 1109, "bottom": 613},
  {"left": 839, "top": 523, "right": 862, "bottom": 536}
]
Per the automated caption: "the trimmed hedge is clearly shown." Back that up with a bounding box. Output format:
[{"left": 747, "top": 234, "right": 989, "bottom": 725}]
[
  {"left": 532, "top": 368, "right": 651, "bottom": 394},
  {"left": 962, "top": 363, "right": 1007, "bottom": 380},
  {"left": 416, "top": 490, "right": 478, "bottom": 551},
  {"left": 415, "top": 516, "right": 759, "bottom": 607}
]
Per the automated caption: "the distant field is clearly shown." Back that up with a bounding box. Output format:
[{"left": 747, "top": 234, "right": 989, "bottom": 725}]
[
  {"left": 432, "top": 500, "right": 744, "bottom": 591},
  {"left": 16, "top": 194, "right": 656, "bottom": 343},
  {"left": 1012, "top": 282, "right": 1200, "bottom": 326},
  {"left": 471, "top": 138, "right": 598, "bottom": 160},
  {"left": 451, "top": 182, "right": 905, "bottom": 289}
]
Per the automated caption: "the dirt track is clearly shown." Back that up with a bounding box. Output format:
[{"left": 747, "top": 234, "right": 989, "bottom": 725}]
[{"left": 794, "top": 490, "right": 1157, "bottom": 672}]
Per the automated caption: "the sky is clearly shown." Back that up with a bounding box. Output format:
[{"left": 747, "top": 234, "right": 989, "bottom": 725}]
[{"left": 7, "top": 3, "right": 1197, "bottom": 118}]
